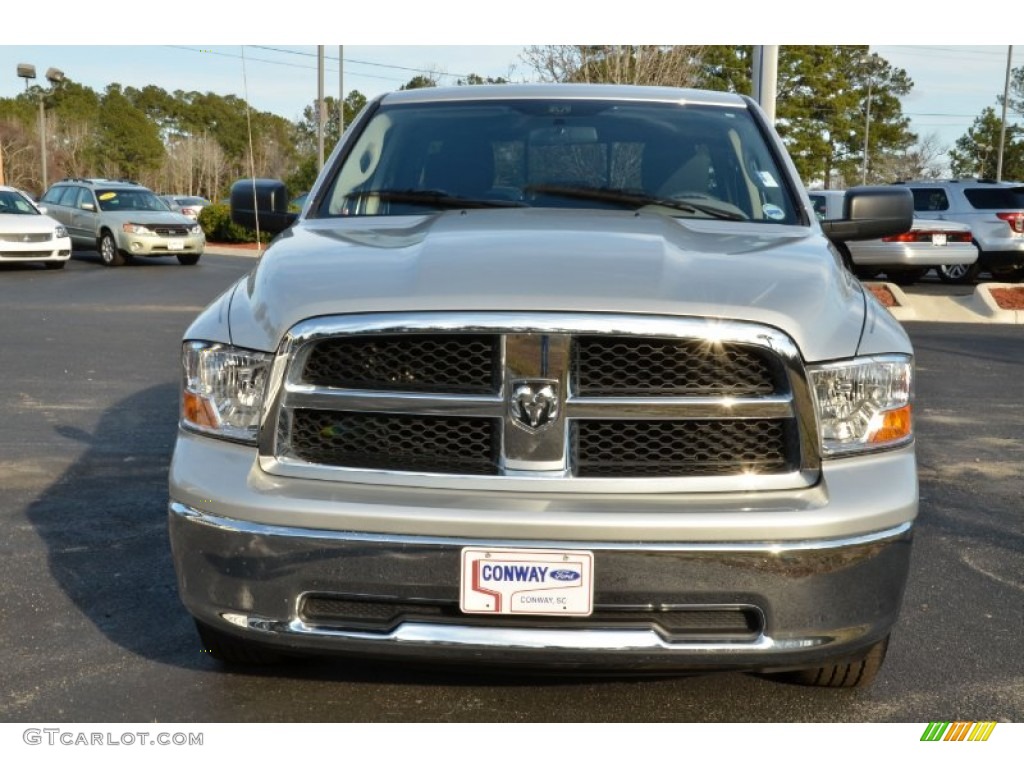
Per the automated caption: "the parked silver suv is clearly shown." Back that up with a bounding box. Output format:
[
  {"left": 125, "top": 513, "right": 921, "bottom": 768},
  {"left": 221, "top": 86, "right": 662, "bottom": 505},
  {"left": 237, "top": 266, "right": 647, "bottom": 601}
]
[
  {"left": 892, "top": 179, "right": 1024, "bottom": 283},
  {"left": 40, "top": 179, "right": 205, "bottom": 266}
]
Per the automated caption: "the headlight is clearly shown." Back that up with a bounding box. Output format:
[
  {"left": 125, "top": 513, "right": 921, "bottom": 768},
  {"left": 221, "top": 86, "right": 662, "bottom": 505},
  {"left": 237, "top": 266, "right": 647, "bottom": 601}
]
[
  {"left": 808, "top": 355, "right": 913, "bottom": 456},
  {"left": 54, "top": 225, "right": 68, "bottom": 239},
  {"left": 190, "top": 224, "right": 203, "bottom": 236},
  {"left": 181, "top": 342, "right": 273, "bottom": 443},
  {"left": 123, "top": 223, "right": 154, "bottom": 235}
]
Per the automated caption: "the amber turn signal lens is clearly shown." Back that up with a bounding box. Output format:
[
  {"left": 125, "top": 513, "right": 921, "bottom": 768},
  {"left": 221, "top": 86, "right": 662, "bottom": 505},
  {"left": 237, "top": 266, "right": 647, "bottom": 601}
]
[
  {"left": 182, "top": 391, "right": 219, "bottom": 429},
  {"left": 869, "top": 405, "right": 912, "bottom": 444}
]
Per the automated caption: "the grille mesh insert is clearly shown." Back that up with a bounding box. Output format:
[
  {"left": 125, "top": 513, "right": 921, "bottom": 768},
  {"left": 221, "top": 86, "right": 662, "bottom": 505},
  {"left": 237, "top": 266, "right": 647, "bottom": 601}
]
[
  {"left": 302, "top": 334, "right": 498, "bottom": 393},
  {"left": 289, "top": 409, "right": 499, "bottom": 475},
  {"left": 573, "top": 336, "right": 781, "bottom": 396},
  {"left": 573, "top": 419, "right": 793, "bottom": 477}
]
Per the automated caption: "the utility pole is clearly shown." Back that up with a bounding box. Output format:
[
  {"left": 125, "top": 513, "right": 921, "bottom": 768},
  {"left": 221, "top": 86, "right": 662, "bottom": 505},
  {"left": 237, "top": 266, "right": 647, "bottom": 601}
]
[
  {"left": 317, "top": 46, "right": 325, "bottom": 172},
  {"left": 339, "top": 45, "right": 345, "bottom": 138},
  {"left": 751, "top": 46, "right": 778, "bottom": 124},
  {"left": 997, "top": 45, "right": 1013, "bottom": 182}
]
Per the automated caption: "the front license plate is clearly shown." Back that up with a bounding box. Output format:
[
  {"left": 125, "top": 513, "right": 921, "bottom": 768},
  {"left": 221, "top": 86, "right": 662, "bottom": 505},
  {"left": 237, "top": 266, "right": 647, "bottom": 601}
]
[
  {"left": 931, "top": 233, "right": 947, "bottom": 246},
  {"left": 460, "top": 547, "right": 594, "bottom": 616},
  {"left": 167, "top": 239, "right": 185, "bottom": 250}
]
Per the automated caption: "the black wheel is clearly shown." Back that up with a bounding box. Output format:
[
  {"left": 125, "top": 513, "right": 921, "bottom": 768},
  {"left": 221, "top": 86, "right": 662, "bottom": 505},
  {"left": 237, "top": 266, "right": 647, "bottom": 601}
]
[
  {"left": 195, "top": 620, "right": 286, "bottom": 665},
  {"left": 98, "top": 231, "right": 125, "bottom": 267},
  {"left": 936, "top": 262, "right": 980, "bottom": 284},
  {"left": 855, "top": 267, "right": 882, "bottom": 280},
  {"left": 43, "top": 261, "right": 66, "bottom": 270},
  {"left": 887, "top": 267, "right": 928, "bottom": 286},
  {"left": 771, "top": 635, "right": 889, "bottom": 688},
  {"left": 176, "top": 253, "right": 201, "bottom": 266}
]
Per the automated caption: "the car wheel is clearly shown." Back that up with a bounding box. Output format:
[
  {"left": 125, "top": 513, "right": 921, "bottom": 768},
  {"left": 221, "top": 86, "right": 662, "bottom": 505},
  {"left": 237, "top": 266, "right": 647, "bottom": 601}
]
[
  {"left": 176, "top": 253, "right": 201, "bottom": 266},
  {"left": 769, "top": 635, "right": 889, "bottom": 688},
  {"left": 887, "top": 267, "right": 928, "bottom": 286},
  {"left": 195, "top": 620, "right": 286, "bottom": 665},
  {"left": 855, "top": 268, "right": 882, "bottom": 280},
  {"left": 43, "top": 261, "right": 66, "bottom": 270},
  {"left": 936, "top": 263, "right": 980, "bottom": 284},
  {"left": 98, "top": 231, "right": 125, "bottom": 267}
]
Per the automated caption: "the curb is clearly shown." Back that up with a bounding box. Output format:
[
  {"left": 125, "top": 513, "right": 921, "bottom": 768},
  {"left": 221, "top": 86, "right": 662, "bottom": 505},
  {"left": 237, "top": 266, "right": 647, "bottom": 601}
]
[
  {"left": 973, "top": 283, "right": 1024, "bottom": 324},
  {"left": 869, "top": 281, "right": 1024, "bottom": 324}
]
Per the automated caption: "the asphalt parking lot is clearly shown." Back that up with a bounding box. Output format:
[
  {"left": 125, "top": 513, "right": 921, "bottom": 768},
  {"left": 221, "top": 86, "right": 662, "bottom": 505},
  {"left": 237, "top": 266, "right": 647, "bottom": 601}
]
[{"left": 1, "top": 251, "right": 1021, "bottom": 722}]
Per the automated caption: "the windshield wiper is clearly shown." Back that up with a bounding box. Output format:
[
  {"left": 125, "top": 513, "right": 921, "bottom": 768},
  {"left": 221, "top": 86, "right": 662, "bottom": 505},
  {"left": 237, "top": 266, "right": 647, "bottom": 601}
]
[
  {"left": 523, "top": 184, "right": 746, "bottom": 220},
  {"left": 368, "top": 189, "right": 527, "bottom": 209}
]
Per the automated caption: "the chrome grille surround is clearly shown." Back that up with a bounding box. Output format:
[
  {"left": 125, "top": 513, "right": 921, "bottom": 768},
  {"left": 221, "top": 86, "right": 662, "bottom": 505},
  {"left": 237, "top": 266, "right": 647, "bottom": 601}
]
[{"left": 259, "top": 313, "right": 820, "bottom": 493}]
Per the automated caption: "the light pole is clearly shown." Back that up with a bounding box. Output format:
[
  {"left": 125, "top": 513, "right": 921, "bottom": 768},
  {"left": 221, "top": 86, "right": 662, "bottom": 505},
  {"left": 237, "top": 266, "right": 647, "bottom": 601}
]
[
  {"left": 861, "top": 53, "right": 880, "bottom": 185},
  {"left": 17, "top": 63, "right": 65, "bottom": 192}
]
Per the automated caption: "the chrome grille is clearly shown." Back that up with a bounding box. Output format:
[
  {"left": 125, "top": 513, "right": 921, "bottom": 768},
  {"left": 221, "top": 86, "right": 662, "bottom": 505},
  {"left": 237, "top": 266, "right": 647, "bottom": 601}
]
[
  {"left": 152, "top": 225, "right": 190, "bottom": 237},
  {"left": 265, "top": 313, "right": 818, "bottom": 491},
  {"left": 0, "top": 232, "right": 51, "bottom": 243}
]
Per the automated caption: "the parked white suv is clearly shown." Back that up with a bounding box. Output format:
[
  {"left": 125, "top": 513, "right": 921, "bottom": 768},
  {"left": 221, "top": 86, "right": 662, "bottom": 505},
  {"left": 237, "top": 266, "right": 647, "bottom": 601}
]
[
  {"left": 892, "top": 179, "right": 1024, "bottom": 283},
  {"left": 169, "top": 84, "right": 917, "bottom": 687}
]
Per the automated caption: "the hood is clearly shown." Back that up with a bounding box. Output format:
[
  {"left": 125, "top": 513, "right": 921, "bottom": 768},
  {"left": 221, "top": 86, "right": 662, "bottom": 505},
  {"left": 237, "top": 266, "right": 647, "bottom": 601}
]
[
  {"left": 227, "top": 209, "right": 867, "bottom": 362},
  {"left": 0, "top": 212, "right": 64, "bottom": 234}
]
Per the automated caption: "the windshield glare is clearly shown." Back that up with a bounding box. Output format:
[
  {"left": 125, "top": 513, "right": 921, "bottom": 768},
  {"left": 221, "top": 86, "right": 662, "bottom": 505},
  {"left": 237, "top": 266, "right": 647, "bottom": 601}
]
[
  {"left": 324, "top": 99, "right": 799, "bottom": 223},
  {"left": 96, "top": 190, "right": 169, "bottom": 212},
  {"left": 0, "top": 190, "right": 40, "bottom": 215}
]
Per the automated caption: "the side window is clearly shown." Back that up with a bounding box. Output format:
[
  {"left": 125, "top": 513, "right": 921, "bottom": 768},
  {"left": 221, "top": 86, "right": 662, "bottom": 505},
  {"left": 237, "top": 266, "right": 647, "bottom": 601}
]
[
  {"left": 911, "top": 187, "right": 948, "bottom": 212},
  {"left": 56, "top": 186, "right": 79, "bottom": 207},
  {"left": 41, "top": 186, "right": 66, "bottom": 204},
  {"left": 809, "top": 195, "right": 827, "bottom": 220}
]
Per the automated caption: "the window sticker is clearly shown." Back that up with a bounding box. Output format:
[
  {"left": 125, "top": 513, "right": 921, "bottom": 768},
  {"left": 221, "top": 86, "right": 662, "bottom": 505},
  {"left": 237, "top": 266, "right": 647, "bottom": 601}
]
[
  {"left": 98, "top": 192, "right": 117, "bottom": 201},
  {"left": 757, "top": 171, "right": 779, "bottom": 188},
  {"left": 763, "top": 204, "right": 785, "bottom": 221}
]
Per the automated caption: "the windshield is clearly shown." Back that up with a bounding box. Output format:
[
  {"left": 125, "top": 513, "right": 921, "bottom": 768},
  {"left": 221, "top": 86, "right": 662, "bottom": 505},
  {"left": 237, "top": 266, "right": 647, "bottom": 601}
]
[
  {"left": 322, "top": 98, "right": 800, "bottom": 223},
  {"left": 0, "top": 189, "right": 40, "bottom": 215},
  {"left": 96, "top": 189, "right": 169, "bottom": 212}
]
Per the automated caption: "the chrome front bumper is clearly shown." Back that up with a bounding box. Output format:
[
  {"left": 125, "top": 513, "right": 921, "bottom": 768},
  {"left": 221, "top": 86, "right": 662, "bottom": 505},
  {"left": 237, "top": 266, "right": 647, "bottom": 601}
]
[{"left": 169, "top": 503, "right": 913, "bottom": 671}]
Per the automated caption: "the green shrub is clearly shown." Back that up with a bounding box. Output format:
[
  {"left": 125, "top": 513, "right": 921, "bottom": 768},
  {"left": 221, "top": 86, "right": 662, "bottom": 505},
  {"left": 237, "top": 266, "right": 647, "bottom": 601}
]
[{"left": 197, "top": 204, "right": 270, "bottom": 244}]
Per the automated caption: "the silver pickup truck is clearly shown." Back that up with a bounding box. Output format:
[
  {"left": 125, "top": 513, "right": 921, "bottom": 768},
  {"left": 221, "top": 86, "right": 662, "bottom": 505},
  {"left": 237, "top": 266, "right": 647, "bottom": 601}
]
[{"left": 169, "top": 84, "right": 917, "bottom": 687}]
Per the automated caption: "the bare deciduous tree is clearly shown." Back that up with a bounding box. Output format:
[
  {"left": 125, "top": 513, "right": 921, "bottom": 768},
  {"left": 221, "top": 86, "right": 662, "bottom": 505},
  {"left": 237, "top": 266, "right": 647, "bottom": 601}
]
[{"left": 522, "top": 46, "right": 706, "bottom": 88}]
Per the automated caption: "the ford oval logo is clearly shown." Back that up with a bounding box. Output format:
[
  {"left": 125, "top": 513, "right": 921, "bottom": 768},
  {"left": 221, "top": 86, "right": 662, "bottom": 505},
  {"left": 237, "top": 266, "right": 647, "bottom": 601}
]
[{"left": 549, "top": 569, "right": 580, "bottom": 582}]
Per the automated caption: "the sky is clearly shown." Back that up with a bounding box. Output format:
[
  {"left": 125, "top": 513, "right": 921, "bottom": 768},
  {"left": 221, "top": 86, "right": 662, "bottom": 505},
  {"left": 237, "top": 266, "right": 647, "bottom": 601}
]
[{"left": 0, "top": 4, "right": 1018, "bottom": 169}]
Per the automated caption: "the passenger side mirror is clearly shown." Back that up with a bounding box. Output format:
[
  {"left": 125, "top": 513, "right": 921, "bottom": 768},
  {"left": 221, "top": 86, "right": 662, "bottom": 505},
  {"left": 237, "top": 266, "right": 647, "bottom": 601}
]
[{"left": 820, "top": 187, "right": 913, "bottom": 242}]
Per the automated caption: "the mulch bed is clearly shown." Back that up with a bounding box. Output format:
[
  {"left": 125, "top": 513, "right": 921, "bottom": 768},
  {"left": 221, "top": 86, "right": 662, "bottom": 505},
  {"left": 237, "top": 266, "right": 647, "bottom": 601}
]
[
  {"left": 867, "top": 284, "right": 898, "bottom": 307},
  {"left": 989, "top": 287, "right": 1024, "bottom": 310}
]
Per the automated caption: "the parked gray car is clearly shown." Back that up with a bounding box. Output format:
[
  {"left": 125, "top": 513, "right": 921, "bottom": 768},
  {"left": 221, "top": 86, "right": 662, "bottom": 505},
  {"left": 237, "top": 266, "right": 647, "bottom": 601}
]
[
  {"left": 159, "top": 195, "right": 210, "bottom": 221},
  {"left": 40, "top": 179, "right": 205, "bottom": 266},
  {"left": 170, "top": 84, "right": 916, "bottom": 687}
]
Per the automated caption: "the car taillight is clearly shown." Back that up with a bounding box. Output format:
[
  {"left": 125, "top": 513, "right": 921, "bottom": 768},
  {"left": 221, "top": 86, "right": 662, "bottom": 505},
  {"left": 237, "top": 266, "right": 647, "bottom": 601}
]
[
  {"left": 881, "top": 232, "right": 916, "bottom": 243},
  {"left": 995, "top": 211, "right": 1024, "bottom": 233}
]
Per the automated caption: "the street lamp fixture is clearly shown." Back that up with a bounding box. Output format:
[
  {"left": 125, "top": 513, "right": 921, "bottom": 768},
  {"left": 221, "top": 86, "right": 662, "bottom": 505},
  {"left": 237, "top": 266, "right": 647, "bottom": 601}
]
[{"left": 16, "top": 63, "right": 65, "bottom": 192}]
